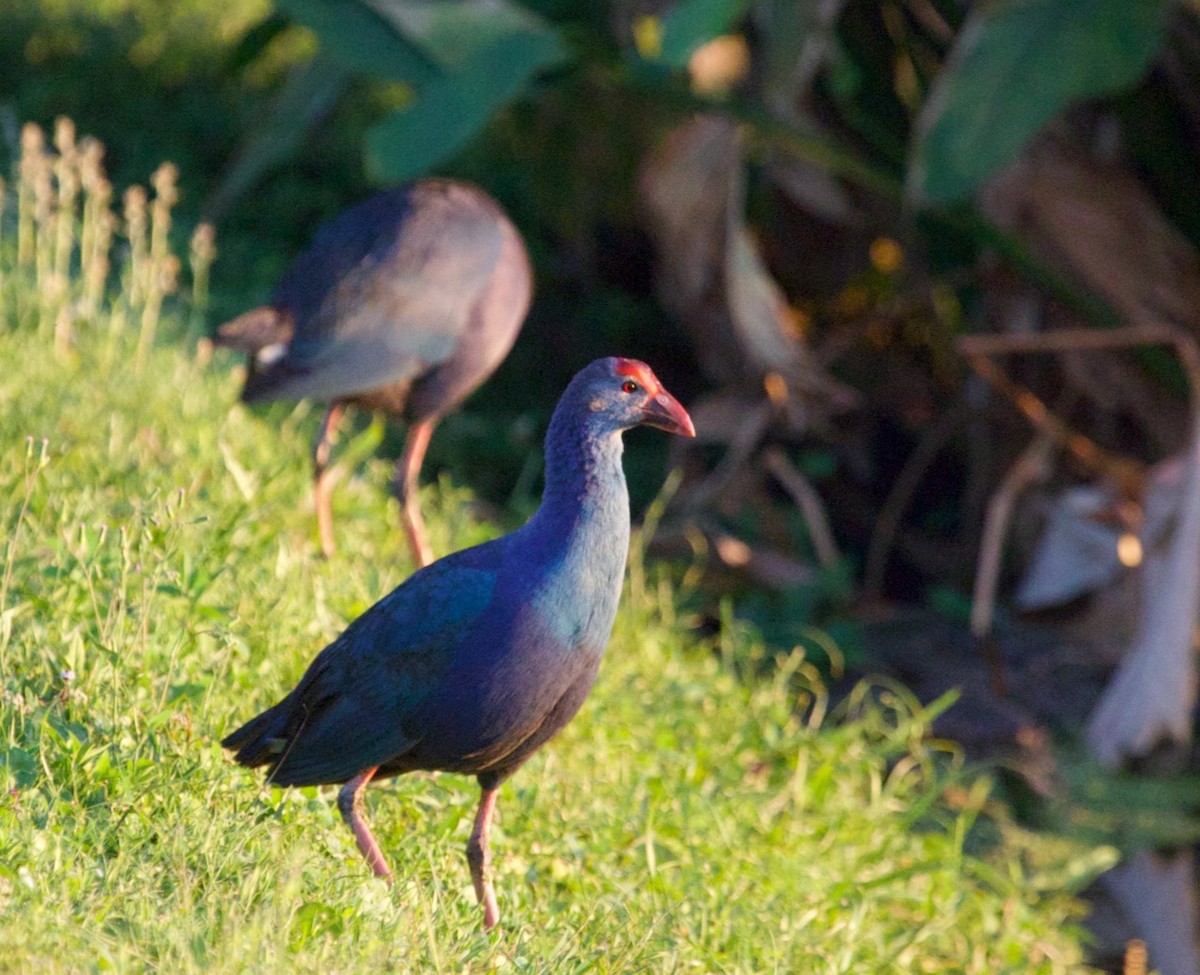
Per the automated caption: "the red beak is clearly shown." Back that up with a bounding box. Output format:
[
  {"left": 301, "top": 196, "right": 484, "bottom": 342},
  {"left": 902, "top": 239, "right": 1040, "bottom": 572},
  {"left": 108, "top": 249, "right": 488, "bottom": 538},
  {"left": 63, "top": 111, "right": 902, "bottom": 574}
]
[{"left": 641, "top": 389, "right": 696, "bottom": 437}]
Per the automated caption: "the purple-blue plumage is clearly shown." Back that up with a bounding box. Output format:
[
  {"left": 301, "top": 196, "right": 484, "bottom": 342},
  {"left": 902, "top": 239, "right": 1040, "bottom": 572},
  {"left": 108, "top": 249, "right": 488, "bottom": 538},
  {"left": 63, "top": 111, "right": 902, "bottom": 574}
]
[
  {"left": 221, "top": 357, "right": 695, "bottom": 929},
  {"left": 213, "top": 179, "right": 532, "bottom": 565}
]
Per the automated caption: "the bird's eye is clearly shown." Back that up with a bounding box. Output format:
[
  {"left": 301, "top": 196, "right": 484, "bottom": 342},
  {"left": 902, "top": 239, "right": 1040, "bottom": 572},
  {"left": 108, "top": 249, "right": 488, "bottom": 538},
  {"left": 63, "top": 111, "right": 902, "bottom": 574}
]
[{"left": 621, "top": 380, "right": 639, "bottom": 394}]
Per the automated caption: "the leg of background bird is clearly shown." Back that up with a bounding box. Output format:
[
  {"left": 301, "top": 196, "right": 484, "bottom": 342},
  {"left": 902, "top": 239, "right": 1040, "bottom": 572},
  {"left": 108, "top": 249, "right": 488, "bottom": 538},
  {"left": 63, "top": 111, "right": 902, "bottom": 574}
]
[
  {"left": 392, "top": 418, "right": 436, "bottom": 568},
  {"left": 466, "top": 787, "right": 500, "bottom": 929},
  {"left": 336, "top": 767, "right": 393, "bottom": 882},
  {"left": 311, "top": 403, "right": 345, "bottom": 558}
]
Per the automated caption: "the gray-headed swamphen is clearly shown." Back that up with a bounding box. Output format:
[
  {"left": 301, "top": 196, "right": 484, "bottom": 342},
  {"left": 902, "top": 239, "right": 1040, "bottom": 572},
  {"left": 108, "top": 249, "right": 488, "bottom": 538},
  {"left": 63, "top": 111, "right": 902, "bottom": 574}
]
[
  {"left": 221, "top": 357, "right": 695, "bottom": 929},
  {"left": 215, "top": 179, "right": 532, "bottom": 566}
]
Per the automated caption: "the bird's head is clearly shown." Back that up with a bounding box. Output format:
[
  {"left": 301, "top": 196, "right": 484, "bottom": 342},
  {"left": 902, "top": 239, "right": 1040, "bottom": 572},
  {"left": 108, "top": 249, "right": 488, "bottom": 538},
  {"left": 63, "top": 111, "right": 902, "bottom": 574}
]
[{"left": 571, "top": 357, "right": 695, "bottom": 438}]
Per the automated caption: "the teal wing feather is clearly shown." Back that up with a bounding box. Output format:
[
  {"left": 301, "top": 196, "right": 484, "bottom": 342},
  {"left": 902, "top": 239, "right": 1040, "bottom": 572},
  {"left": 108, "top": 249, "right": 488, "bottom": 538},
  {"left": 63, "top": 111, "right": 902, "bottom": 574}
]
[{"left": 235, "top": 543, "right": 502, "bottom": 786}]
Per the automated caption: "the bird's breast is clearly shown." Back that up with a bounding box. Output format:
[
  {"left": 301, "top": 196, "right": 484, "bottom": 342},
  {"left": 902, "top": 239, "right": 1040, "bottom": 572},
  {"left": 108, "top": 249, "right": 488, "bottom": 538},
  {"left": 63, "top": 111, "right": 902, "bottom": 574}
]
[{"left": 404, "top": 518, "right": 628, "bottom": 774}]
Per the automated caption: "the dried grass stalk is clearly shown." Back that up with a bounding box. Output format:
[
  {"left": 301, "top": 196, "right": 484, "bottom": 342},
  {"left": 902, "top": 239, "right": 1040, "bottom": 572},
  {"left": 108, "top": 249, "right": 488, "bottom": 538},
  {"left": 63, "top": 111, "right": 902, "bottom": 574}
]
[{"left": 2, "top": 117, "right": 208, "bottom": 360}]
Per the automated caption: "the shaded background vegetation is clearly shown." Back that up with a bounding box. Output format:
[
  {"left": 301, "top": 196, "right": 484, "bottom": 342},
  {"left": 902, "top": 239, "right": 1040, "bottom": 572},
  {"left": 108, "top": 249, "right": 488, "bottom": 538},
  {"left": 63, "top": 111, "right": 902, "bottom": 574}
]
[{"left": 3, "top": 0, "right": 1194, "bottom": 571}]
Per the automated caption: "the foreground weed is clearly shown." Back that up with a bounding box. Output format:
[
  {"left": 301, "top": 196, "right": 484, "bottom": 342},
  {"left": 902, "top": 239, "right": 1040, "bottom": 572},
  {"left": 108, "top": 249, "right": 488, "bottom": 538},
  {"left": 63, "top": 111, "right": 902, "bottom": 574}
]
[{"left": 0, "top": 117, "right": 214, "bottom": 365}]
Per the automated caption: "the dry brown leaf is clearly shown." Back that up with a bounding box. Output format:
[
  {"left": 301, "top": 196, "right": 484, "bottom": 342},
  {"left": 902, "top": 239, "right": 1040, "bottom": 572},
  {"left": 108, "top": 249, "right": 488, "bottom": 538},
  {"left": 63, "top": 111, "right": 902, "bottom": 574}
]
[
  {"left": 981, "top": 135, "right": 1200, "bottom": 335},
  {"left": 1014, "top": 484, "right": 1125, "bottom": 611},
  {"left": 640, "top": 114, "right": 738, "bottom": 318},
  {"left": 764, "top": 150, "right": 857, "bottom": 225},
  {"left": 725, "top": 223, "right": 803, "bottom": 374},
  {"left": 1087, "top": 438, "right": 1200, "bottom": 766},
  {"left": 640, "top": 114, "right": 855, "bottom": 407}
]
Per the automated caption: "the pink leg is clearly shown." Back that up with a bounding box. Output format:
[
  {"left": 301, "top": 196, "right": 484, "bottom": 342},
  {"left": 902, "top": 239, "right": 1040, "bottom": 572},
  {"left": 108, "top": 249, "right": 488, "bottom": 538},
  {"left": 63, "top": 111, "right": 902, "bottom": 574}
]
[
  {"left": 336, "top": 767, "right": 393, "bottom": 882},
  {"left": 311, "top": 403, "right": 345, "bottom": 558},
  {"left": 466, "top": 787, "right": 500, "bottom": 929},
  {"left": 391, "top": 418, "right": 436, "bottom": 568}
]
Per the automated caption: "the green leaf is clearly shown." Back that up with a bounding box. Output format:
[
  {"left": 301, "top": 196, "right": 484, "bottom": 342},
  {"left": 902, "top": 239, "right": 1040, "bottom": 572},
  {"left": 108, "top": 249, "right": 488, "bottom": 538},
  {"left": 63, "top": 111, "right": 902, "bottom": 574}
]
[
  {"left": 908, "top": 0, "right": 1171, "bottom": 204},
  {"left": 385, "top": 0, "right": 562, "bottom": 68},
  {"left": 365, "top": 29, "right": 566, "bottom": 182},
  {"left": 659, "top": 0, "right": 751, "bottom": 68},
  {"left": 0, "top": 747, "right": 37, "bottom": 789},
  {"left": 276, "top": 0, "right": 440, "bottom": 84}
]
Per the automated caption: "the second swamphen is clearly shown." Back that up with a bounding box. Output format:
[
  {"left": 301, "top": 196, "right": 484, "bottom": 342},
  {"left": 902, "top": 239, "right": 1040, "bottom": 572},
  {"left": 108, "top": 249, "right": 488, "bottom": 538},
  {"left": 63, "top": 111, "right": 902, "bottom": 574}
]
[
  {"left": 222, "top": 357, "right": 695, "bottom": 929},
  {"left": 215, "top": 179, "right": 532, "bottom": 566}
]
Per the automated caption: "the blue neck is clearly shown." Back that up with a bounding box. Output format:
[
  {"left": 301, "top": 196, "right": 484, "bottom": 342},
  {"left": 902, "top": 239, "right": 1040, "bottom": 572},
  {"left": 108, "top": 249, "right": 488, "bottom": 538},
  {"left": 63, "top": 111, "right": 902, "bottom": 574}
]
[
  {"left": 529, "top": 407, "right": 630, "bottom": 562},
  {"left": 512, "top": 407, "right": 630, "bottom": 656}
]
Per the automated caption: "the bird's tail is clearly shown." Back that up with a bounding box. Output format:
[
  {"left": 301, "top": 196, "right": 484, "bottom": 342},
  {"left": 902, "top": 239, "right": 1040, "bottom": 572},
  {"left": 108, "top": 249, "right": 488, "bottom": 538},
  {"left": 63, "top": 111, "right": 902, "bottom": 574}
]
[
  {"left": 213, "top": 306, "right": 291, "bottom": 354},
  {"left": 220, "top": 697, "right": 295, "bottom": 769},
  {"left": 212, "top": 307, "right": 299, "bottom": 404}
]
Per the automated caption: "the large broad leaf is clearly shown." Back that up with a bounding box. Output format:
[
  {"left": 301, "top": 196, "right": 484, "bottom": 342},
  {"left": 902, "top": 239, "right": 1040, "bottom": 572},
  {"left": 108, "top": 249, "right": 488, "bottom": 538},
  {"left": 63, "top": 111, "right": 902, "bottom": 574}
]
[
  {"left": 276, "top": 0, "right": 440, "bottom": 85},
  {"left": 379, "top": 0, "right": 560, "bottom": 68},
  {"left": 908, "top": 0, "right": 1170, "bottom": 205},
  {"left": 365, "top": 29, "right": 566, "bottom": 182}
]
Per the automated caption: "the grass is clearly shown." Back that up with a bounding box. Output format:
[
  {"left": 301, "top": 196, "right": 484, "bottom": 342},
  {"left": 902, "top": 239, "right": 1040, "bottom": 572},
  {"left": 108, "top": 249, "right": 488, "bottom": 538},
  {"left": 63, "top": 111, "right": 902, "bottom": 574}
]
[{"left": 0, "top": 125, "right": 1111, "bottom": 973}]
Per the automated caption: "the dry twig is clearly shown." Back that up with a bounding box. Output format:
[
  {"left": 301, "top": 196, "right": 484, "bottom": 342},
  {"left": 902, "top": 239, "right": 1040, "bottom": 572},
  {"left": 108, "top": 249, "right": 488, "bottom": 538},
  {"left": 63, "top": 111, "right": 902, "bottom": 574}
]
[
  {"left": 763, "top": 448, "right": 841, "bottom": 568},
  {"left": 680, "top": 400, "right": 773, "bottom": 511},
  {"left": 970, "top": 433, "right": 1055, "bottom": 641},
  {"left": 962, "top": 350, "right": 1144, "bottom": 498}
]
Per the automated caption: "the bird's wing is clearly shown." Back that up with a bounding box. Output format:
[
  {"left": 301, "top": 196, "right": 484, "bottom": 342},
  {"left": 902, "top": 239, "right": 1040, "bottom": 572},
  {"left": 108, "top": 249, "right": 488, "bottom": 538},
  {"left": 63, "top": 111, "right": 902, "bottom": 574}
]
[
  {"left": 265, "top": 542, "right": 504, "bottom": 786},
  {"left": 241, "top": 281, "right": 451, "bottom": 404},
  {"left": 256, "top": 184, "right": 506, "bottom": 403}
]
